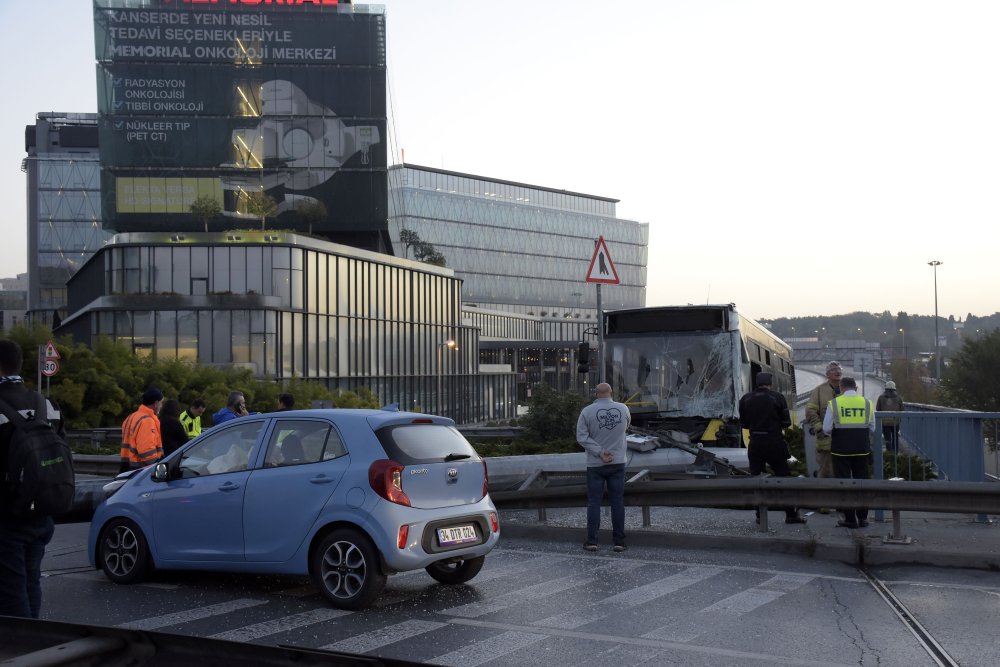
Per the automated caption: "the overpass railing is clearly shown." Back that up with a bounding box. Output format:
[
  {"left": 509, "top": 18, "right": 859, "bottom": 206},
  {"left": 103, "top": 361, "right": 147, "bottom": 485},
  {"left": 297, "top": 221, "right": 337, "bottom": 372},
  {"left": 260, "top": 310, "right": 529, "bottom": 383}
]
[
  {"left": 875, "top": 410, "right": 1000, "bottom": 483},
  {"left": 492, "top": 477, "right": 1000, "bottom": 542}
]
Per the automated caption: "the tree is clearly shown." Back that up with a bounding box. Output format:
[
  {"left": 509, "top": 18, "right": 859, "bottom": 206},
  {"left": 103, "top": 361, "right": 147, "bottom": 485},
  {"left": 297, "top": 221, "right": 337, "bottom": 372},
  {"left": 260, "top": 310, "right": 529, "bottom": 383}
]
[
  {"left": 940, "top": 330, "right": 1000, "bottom": 411},
  {"left": 295, "top": 199, "right": 327, "bottom": 235},
  {"left": 189, "top": 195, "right": 222, "bottom": 233},
  {"left": 245, "top": 191, "right": 278, "bottom": 231},
  {"left": 1, "top": 325, "right": 382, "bottom": 430},
  {"left": 399, "top": 229, "right": 420, "bottom": 258},
  {"left": 399, "top": 228, "right": 447, "bottom": 267}
]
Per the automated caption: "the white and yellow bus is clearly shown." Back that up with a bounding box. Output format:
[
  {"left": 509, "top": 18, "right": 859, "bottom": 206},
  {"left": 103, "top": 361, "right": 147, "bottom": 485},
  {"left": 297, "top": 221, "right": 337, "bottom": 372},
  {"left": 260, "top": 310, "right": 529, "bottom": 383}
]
[{"left": 604, "top": 304, "right": 795, "bottom": 447}]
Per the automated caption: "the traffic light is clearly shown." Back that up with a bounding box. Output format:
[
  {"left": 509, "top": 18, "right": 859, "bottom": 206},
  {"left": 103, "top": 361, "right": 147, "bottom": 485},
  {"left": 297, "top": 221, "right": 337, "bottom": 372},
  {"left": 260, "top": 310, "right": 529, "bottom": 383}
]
[{"left": 577, "top": 342, "right": 590, "bottom": 374}]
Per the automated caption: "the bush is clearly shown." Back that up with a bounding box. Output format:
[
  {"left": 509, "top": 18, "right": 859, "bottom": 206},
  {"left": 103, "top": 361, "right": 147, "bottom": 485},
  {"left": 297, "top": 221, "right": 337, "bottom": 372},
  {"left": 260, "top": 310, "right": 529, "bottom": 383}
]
[
  {"left": 470, "top": 437, "right": 580, "bottom": 458},
  {"left": 520, "top": 384, "right": 588, "bottom": 443},
  {"left": 784, "top": 424, "right": 935, "bottom": 481}
]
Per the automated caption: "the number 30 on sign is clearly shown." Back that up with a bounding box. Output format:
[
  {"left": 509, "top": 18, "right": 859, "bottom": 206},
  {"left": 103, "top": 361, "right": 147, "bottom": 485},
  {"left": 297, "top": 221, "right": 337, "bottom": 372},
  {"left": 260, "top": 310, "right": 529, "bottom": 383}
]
[{"left": 41, "top": 359, "right": 59, "bottom": 377}]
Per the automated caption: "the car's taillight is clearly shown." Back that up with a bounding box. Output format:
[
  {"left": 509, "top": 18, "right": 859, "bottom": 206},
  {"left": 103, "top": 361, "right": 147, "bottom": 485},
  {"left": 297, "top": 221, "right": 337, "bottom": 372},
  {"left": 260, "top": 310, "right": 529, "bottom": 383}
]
[
  {"left": 397, "top": 525, "right": 409, "bottom": 549},
  {"left": 489, "top": 512, "right": 499, "bottom": 533},
  {"left": 368, "top": 460, "right": 411, "bottom": 506},
  {"left": 482, "top": 459, "right": 489, "bottom": 499}
]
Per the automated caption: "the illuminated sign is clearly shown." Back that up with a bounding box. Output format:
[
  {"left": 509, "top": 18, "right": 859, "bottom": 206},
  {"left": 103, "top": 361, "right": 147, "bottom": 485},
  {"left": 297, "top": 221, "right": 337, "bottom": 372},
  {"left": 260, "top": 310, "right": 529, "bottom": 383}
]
[{"left": 95, "top": 0, "right": 385, "bottom": 236}]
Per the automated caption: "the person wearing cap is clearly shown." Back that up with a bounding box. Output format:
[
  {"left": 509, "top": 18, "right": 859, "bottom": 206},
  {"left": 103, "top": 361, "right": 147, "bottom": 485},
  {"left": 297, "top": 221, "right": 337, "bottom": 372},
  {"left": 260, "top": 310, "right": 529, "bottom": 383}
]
[
  {"left": 739, "top": 371, "right": 806, "bottom": 524},
  {"left": 876, "top": 381, "right": 904, "bottom": 452},
  {"left": 120, "top": 388, "right": 164, "bottom": 473},
  {"left": 822, "top": 376, "right": 876, "bottom": 528},
  {"left": 805, "top": 361, "right": 843, "bottom": 478}
]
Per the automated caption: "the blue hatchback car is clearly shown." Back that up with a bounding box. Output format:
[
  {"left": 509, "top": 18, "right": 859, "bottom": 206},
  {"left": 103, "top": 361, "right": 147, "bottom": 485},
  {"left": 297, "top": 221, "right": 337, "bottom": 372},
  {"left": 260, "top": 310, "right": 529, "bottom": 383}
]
[{"left": 89, "top": 409, "right": 500, "bottom": 609}]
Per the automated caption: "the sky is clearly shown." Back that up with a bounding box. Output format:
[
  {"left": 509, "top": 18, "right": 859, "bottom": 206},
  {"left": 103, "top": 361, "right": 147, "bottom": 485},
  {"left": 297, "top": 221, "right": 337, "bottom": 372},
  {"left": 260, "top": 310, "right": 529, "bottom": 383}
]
[{"left": 3, "top": 0, "right": 999, "bottom": 321}]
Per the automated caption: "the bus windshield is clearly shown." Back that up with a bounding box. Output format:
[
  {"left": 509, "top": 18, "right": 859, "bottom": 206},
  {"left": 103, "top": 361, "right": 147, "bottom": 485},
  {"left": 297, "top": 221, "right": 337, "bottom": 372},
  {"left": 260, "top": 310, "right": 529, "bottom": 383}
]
[{"left": 605, "top": 331, "right": 739, "bottom": 420}]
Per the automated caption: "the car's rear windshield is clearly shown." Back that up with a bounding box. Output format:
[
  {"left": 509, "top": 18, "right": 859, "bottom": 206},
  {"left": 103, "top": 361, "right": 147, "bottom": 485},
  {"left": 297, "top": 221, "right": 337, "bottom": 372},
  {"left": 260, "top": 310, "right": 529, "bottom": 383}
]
[{"left": 375, "top": 424, "right": 481, "bottom": 465}]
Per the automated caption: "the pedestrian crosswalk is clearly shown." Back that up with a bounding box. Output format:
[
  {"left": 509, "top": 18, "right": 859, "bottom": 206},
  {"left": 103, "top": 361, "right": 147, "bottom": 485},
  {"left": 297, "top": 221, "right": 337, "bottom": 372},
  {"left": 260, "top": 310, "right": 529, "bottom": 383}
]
[{"left": 72, "top": 549, "right": 862, "bottom": 667}]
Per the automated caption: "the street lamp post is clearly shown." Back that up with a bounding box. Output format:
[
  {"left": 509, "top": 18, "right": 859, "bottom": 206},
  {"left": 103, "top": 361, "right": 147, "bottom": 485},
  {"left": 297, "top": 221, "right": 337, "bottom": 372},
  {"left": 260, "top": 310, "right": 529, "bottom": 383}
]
[
  {"left": 437, "top": 339, "right": 456, "bottom": 417},
  {"left": 928, "top": 260, "right": 942, "bottom": 379},
  {"left": 898, "top": 328, "right": 908, "bottom": 382}
]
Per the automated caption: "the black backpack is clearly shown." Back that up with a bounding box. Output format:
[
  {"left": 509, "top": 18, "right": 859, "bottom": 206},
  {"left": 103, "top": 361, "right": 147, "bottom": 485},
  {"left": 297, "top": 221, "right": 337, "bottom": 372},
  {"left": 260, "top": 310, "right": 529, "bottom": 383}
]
[{"left": 0, "top": 393, "right": 76, "bottom": 517}]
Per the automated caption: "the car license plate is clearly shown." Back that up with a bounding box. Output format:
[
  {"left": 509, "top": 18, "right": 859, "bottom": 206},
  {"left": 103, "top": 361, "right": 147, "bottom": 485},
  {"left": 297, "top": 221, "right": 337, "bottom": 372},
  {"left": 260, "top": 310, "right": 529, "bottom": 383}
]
[{"left": 437, "top": 524, "right": 478, "bottom": 546}]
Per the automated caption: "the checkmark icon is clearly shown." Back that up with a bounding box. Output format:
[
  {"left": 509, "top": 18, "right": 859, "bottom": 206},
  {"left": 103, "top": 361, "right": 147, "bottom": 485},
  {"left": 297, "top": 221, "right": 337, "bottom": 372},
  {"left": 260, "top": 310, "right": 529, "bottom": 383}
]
[
  {"left": 114, "top": 100, "right": 124, "bottom": 110},
  {"left": 114, "top": 77, "right": 122, "bottom": 86},
  {"left": 114, "top": 121, "right": 124, "bottom": 130}
]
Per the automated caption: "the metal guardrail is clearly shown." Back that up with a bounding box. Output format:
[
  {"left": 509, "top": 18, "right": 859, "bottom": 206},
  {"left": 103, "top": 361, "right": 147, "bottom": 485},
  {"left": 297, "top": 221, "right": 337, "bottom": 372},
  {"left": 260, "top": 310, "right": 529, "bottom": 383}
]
[
  {"left": 72, "top": 454, "right": 122, "bottom": 477},
  {"left": 491, "top": 476, "right": 1000, "bottom": 541},
  {"left": 0, "top": 616, "right": 421, "bottom": 666}
]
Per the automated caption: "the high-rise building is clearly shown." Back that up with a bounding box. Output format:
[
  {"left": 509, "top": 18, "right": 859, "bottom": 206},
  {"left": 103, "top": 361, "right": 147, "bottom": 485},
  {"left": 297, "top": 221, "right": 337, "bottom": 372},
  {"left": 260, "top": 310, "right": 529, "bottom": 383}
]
[
  {"left": 93, "top": 0, "right": 388, "bottom": 250},
  {"left": 22, "top": 113, "right": 114, "bottom": 326},
  {"left": 0, "top": 274, "right": 28, "bottom": 333},
  {"left": 388, "top": 163, "right": 647, "bottom": 322}
]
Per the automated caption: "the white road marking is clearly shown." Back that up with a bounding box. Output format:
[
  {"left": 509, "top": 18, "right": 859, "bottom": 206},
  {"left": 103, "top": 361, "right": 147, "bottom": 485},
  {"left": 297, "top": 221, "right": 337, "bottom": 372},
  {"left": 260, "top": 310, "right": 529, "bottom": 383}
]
[
  {"left": 643, "top": 574, "right": 814, "bottom": 642},
  {"left": 431, "top": 630, "right": 547, "bottom": 667},
  {"left": 320, "top": 619, "right": 446, "bottom": 654},
  {"left": 439, "top": 560, "right": 642, "bottom": 618},
  {"left": 210, "top": 608, "right": 350, "bottom": 642},
  {"left": 534, "top": 565, "right": 723, "bottom": 629},
  {"left": 700, "top": 574, "right": 814, "bottom": 614},
  {"left": 449, "top": 617, "right": 858, "bottom": 667},
  {"left": 119, "top": 598, "right": 268, "bottom": 630},
  {"left": 576, "top": 644, "right": 664, "bottom": 667}
]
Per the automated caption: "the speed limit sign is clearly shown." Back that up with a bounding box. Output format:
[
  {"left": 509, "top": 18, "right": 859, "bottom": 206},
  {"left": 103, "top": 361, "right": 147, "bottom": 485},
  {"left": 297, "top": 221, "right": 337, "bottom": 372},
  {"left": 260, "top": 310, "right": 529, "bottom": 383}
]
[{"left": 41, "top": 359, "right": 59, "bottom": 377}]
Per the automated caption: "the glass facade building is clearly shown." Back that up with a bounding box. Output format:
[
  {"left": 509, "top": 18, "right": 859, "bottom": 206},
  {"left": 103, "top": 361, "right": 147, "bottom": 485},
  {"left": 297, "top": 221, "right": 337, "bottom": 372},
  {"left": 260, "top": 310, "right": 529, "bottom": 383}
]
[
  {"left": 93, "top": 0, "right": 388, "bottom": 250},
  {"left": 22, "top": 113, "right": 115, "bottom": 326},
  {"left": 60, "top": 232, "right": 515, "bottom": 423},
  {"left": 390, "top": 164, "right": 649, "bottom": 402},
  {"left": 0, "top": 274, "right": 28, "bottom": 333},
  {"left": 388, "top": 163, "right": 648, "bottom": 331}
]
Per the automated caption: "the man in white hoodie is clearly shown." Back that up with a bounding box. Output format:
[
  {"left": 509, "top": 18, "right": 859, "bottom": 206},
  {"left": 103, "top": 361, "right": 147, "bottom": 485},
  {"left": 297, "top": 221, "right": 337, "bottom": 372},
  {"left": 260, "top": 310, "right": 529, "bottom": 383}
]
[{"left": 576, "top": 383, "right": 631, "bottom": 552}]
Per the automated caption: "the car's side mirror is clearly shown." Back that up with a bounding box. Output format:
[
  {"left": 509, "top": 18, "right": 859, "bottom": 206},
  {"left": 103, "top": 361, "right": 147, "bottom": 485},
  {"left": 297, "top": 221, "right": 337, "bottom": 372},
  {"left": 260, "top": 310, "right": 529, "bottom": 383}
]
[{"left": 152, "top": 462, "right": 168, "bottom": 482}]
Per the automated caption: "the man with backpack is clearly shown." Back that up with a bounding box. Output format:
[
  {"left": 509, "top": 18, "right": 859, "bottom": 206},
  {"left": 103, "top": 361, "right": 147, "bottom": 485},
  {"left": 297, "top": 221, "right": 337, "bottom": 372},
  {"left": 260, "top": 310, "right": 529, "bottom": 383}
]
[{"left": 0, "top": 338, "right": 73, "bottom": 618}]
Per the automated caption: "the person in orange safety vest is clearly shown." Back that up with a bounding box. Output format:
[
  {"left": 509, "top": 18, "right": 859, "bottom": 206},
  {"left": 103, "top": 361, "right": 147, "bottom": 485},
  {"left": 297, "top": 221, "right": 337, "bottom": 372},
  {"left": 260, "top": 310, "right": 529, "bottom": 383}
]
[{"left": 120, "top": 388, "right": 164, "bottom": 473}]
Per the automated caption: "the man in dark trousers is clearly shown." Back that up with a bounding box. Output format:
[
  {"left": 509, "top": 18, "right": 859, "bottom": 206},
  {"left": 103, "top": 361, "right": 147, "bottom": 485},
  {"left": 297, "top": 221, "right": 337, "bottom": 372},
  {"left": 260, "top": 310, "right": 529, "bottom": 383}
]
[
  {"left": 739, "top": 372, "right": 806, "bottom": 525},
  {"left": 823, "top": 376, "right": 875, "bottom": 528},
  {"left": 0, "top": 339, "right": 56, "bottom": 618},
  {"left": 876, "top": 381, "right": 904, "bottom": 452}
]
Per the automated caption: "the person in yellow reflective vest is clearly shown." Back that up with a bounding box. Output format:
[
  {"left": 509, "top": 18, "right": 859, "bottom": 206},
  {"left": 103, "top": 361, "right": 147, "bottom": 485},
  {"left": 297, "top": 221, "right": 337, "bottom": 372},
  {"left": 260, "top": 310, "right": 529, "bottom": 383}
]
[
  {"left": 120, "top": 388, "right": 164, "bottom": 473},
  {"left": 822, "top": 376, "right": 876, "bottom": 528},
  {"left": 179, "top": 398, "right": 206, "bottom": 440}
]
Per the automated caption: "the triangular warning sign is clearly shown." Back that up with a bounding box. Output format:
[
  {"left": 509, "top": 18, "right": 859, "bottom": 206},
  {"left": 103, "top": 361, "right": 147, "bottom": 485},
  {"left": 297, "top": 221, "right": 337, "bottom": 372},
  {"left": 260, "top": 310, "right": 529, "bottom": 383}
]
[
  {"left": 585, "top": 236, "right": 620, "bottom": 284},
  {"left": 44, "top": 341, "right": 61, "bottom": 359}
]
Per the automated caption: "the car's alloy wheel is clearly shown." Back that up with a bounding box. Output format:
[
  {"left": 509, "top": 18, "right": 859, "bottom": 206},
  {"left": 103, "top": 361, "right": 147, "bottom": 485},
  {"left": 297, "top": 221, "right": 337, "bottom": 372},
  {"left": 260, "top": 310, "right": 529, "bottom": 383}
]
[
  {"left": 425, "top": 555, "right": 486, "bottom": 585},
  {"left": 311, "top": 529, "right": 386, "bottom": 610},
  {"left": 99, "top": 518, "right": 151, "bottom": 584}
]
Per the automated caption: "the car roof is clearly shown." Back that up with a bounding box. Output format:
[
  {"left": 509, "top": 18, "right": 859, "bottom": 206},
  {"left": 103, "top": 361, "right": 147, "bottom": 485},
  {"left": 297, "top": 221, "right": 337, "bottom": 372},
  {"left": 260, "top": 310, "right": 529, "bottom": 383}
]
[{"left": 255, "top": 408, "right": 456, "bottom": 430}]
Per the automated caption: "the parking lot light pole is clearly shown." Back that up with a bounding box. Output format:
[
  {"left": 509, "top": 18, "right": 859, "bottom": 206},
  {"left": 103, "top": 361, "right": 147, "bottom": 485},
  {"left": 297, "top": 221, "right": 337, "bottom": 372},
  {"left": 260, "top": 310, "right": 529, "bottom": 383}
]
[{"left": 928, "top": 260, "right": 942, "bottom": 379}]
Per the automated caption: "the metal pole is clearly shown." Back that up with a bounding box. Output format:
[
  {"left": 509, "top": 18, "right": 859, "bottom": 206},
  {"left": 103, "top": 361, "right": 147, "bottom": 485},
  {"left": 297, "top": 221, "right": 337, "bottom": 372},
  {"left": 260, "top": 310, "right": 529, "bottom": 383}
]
[
  {"left": 929, "top": 260, "right": 942, "bottom": 379},
  {"left": 436, "top": 344, "right": 442, "bottom": 416},
  {"left": 36, "top": 345, "right": 43, "bottom": 391},
  {"left": 597, "top": 283, "right": 605, "bottom": 384}
]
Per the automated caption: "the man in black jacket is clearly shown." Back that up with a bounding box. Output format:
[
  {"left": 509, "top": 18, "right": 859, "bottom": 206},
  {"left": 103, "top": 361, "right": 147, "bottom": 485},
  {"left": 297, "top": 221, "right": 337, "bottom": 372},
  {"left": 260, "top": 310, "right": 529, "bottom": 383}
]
[
  {"left": 739, "top": 372, "right": 806, "bottom": 525},
  {"left": 0, "top": 339, "right": 56, "bottom": 618}
]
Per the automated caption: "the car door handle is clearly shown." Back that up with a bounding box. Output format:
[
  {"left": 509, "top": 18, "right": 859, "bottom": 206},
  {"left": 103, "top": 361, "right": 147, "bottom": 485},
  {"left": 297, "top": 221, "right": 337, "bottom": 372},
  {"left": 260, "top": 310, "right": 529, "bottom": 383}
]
[
  {"left": 309, "top": 475, "right": 335, "bottom": 485},
  {"left": 218, "top": 482, "right": 241, "bottom": 491}
]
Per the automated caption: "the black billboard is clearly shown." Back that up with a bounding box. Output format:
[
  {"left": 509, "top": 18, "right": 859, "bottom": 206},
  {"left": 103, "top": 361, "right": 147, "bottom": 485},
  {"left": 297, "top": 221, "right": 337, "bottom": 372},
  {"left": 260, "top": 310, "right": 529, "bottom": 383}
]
[{"left": 93, "top": 0, "right": 387, "bottom": 236}]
